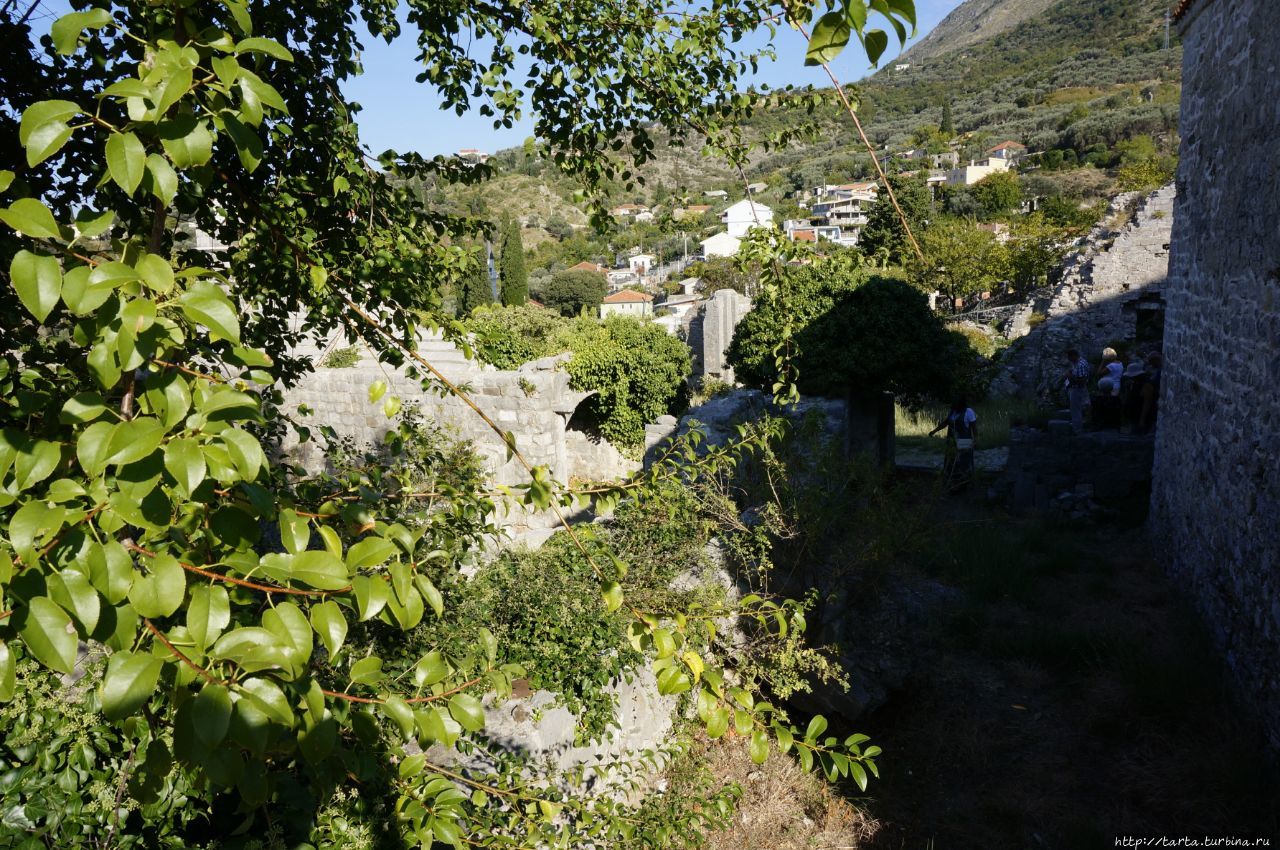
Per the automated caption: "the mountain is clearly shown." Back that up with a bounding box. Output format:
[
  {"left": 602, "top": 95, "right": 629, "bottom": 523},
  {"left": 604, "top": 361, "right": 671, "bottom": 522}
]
[{"left": 899, "top": 0, "right": 1062, "bottom": 64}]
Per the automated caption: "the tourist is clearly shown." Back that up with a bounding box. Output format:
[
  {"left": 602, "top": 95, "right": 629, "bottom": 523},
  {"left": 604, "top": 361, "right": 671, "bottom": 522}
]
[
  {"left": 1121, "top": 353, "right": 1148, "bottom": 429},
  {"left": 929, "top": 396, "right": 978, "bottom": 488},
  {"left": 1063, "top": 348, "right": 1090, "bottom": 433},
  {"left": 1097, "top": 347, "right": 1123, "bottom": 396},
  {"left": 1137, "top": 352, "right": 1163, "bottom": 433}
]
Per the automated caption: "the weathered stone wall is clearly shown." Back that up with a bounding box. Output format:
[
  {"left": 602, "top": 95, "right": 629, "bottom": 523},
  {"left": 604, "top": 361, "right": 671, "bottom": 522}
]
[
  {"left": 991, "top": 185, "right": 1174, "bottom": 399},
  {"left": 998, "top": 427, "right": 1155, "bottom": 516},
  {"left": 1152, "top": 0, "right": 1280, "bottom": 748},
  {"left": 700, "top": 289, "right": 752, "bottom": 383}
]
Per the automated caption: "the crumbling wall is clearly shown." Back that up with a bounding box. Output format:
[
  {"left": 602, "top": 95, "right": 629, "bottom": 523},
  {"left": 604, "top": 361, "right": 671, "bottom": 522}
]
[
  {"left": 1151, "top": 0, "right": 1280, "bottom": 748},
  {"left": 991, "top": 185, "right": 1175, "bottom": 399}
]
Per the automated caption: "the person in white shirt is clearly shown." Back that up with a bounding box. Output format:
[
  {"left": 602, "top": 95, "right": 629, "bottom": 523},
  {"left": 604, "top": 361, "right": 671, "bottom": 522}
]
[{"left": 1097, "top": 347, "right": 1123, "bottom": 396}]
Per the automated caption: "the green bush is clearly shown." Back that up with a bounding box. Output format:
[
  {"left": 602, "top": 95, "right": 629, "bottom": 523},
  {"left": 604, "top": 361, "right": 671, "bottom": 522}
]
[
  {"left": 560, "top": 315, "right": 692, "bottom": 448},
  {"left": 320, "top": 344, "right": 361, "bottom": 368},
  {"left": 468, "top": 303, "right": 571, "bottom": 369}
]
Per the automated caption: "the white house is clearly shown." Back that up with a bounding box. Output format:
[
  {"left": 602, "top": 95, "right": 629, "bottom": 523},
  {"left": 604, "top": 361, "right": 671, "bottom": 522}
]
[
  {"left": 700, "top": 231, "right": 742, "bottom": 259},
  {"left": 703, "top": 189, "right": 728, "bottom": 199},
  {"left": 628, "top": 254, "right": 657, "bottom": 275},
  {"left": 945, "top": 157, "right": 1013, "bottom": 186},
  {"left": 746, "top": 182, "right": 769, "bottom": 194},
  {"left": 987, "top": 141, "right": 1027, "bottom": 161},
  {"left": 599, "top": 289, "right": 653, "bottom": 319},
  {"left": 657, "top": 292, "right": 705, "bottom": 321},
  {"left": 720, "top": 199, "right": 774, "bottom": 238}
]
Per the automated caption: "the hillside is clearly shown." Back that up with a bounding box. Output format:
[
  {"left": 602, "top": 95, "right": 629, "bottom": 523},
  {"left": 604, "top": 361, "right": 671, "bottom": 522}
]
[
  {"left": 441, "top": 0, "right": 1181, "bottom": 269},
  {"left": 898, "top": 0, "right": 1061, "bottom": 64}
]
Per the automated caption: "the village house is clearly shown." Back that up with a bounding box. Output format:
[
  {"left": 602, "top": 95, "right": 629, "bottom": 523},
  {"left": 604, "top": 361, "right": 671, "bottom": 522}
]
[
  {"left": 606, "top": 268, "right": 639, "bottom": 291},
  {"left": 703, "top": 189, "right": 728, "bottom": 199},
  {"left": 628, "top": 253, "right": 657, "bottom": 276},
  {"left": 599, "top": 289, "right": 653, "bottom": 319},
  {"left": 987, "top": 140, "right": 1027, "bottom": 161},
  {"left": 568, "top": 261, "right": 609, "bottom": 274},
  {"left": 456, "top": 148, "right": 489, "bottom": 164},
  {"left": 945, "top": 156, "right": 1013, "bottom": 186},
  {"left": 656, "top": 291, "right": 704, "bottom": 321},
  {"left": 610, "top": 203, "right": 650, "bottom": 218},
  {"left": 720, "top": 199, "right": 774, "bottom": 237},
  {"left": 700, "top": 231, "right": 742, "bottom": 259},
  {"left": 746, "top": 182, "right": 769, "bottom": 194}
]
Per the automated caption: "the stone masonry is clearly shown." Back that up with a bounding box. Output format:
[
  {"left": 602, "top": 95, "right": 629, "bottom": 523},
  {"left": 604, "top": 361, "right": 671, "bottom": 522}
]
[
  {"left": 991, "top": 185, "right": 1175, "bottom": 399},
  {"left": 278, "top": 330, "right": 636, "bottom": 538},
  {"left": 700, "top": 288, "right": 752, "bottom": 383},
  {"left": 1152, "top": 0, "right": 1280, "bottom": 749}
]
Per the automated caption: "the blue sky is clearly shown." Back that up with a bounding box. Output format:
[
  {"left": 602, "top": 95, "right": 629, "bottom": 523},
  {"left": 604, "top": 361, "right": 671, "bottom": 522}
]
[{"left": 32, "top": 0, "right": 965, "bottom": 156}]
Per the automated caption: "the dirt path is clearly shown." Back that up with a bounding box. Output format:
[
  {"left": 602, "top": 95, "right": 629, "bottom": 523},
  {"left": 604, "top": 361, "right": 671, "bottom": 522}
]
[{"left": 848, "top": 488, "right": 1280, "bottom": 848}]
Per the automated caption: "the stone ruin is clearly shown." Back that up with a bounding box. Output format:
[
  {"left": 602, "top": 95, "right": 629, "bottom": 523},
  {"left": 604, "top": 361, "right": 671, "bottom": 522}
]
[{"left": 991, "top": 184, "right": 1175, "bottom": 399}]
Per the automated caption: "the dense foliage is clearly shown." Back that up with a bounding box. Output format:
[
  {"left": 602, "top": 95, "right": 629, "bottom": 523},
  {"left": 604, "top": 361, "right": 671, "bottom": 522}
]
[
  {"left": 498, "top": 217, "right": 528, "bottom": 307},
  {"left": 539, "top": 268, "right": 608, "bottom": 316},
  {"left": 728, "top": 253, "right": 971, "bottom": 404},
  {"left": 0, "top": 0, "right": 913, "bottom": 846}
]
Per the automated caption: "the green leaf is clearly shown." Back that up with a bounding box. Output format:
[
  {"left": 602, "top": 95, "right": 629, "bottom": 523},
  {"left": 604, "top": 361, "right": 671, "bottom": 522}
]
[
  {"left": 863, "top": 28, "right": 889, "bottom": 66},
  {"left": 220, "top": 428, "right": 264, "bottom": 482},
  {"left": 382, "top": 695, "right": 415, "bottom": 738},
  {"left": 146, "top": 154, "right": 178, "bottom": 206},
  {"left": 8, "top": 500, "right": 64, "bottom": 561},
  {"left": 448, "top": 692, "right": 485, "bottom": 733},
  {"left": 706, "top": 706, "right": 729, "bottom": 739},
  {"left": 193, "top": 683, "right": 233, "bottom": 747},
  {"left": 845, "top": 1, "right": 868, "bottom": 35},
  {"left": 1, "top": 200, "right": 61, "bottom": 240},
  {"left": 749, "top": 728, "right": 769, "bottom": 765},
  {"left": 352, "top": 575, "right": 389, "bottom": 620},
  {"left": 18, "top": 597, "right": 78, "bottom": 674},
  {"left": 310, "top": 600, "right": 347, "bottom": 658},
  {"left": 418, "top": 575, "right": 443, "bottom": 618},
  {"left": 76, "top": 420, "right": 115, "bottom": 476},
  {"left": 100, "top": 650, "right": 162, "bottom": 720},
  {"left": 136, "top": 253, "right": 175, "bottom": 293},
  {"left": 887, "top": 0, "right": 917, "bottom": 29},
  {"left": 187, "top": 584, "right": 231, "bottom": 651},
  {"left": 805, "top": 12, "right": 850, "bottom": 66},
  {"left": 413, "top": 651, "right": 448, "bottom": 688},
  {"left": 805, "top": 715, "right": 828, "bottom": 742},
  {"left": 129, "top": 552, "right": 186, "bottom": 618},
  {"left": 290, "top": 550, "right": 348, "bottom": 590},
  {"left": 349, "top": 655, "right": 384, "bottom": 685},
  {"left": 48, "top": 571, "right": 101, "bottom": 635},
  {"left": 107, "top": 418, "right": 165, "bottom": 468},
  {"left": 161, "top": 121, "right": 214, "bottom": 168},
  {"left": 19, "top": 100, "right": 80, "bottom": 166},
  {"left": 154, "top": 66, "right": 194, "bottom": 116},
  {"left": 179, "top": 280, "right": 240, "bottom": 343},
  {"left": 88, "top": 540, "right": 133, "bottom": 604},
  {"left": 0, "top": 170, "right": 12, "bottom": 193},
  {"left": 600, "top": 580, "right": 623, "bottom": 613},
  {"left": 238, "top": 70, "right": 288, "bottom": 114},
  {"left": 234, "top": 37, "right": 293, "bottom": 61},
  {"left": 279, "top": 509, "right": 310, "bottom": 554},
  {"left": 51, "top": 9, "right": 113, "bottom": 55},
  {"left": 238, "top": 677, "right": 294, "bottom": 727},
  {"left": 14, "top": 439, "right": 61, "bottom": 490},
  {"left": 368, "top": 380, "right": 387, "bottom": 403},
  {"left": 164, "top": 437, "right": 206, "bottom": 495},
  {"left": 849, "top": 761, "right": 869, "bottom": 791},
  {"left": 0, "top": 642, "right": 14, "bottom": 702},
  {"left": 74, "top": 209, "right": 115, "bottom": 239},
  {"left": 345, "top": 536, "right": 397, "bottom": 570},
  {"left": 105, "top": 132, "right": 145, "bottom": 194}
]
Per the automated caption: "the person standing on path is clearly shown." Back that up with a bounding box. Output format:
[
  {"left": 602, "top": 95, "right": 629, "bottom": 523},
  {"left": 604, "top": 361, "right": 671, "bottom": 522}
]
[{"left": 1063, "top": 348, "right": 1091, "bottom": 433}]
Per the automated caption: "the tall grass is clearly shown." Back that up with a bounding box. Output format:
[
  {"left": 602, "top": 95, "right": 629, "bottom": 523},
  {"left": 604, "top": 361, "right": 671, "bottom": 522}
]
[{"left": 896, "top": 397, "right": 1047, "bottom": 451}]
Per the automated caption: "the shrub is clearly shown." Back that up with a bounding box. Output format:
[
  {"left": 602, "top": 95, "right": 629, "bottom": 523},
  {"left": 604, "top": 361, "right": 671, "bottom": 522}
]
[
  {"left": 321, "top": 344, "right": 361, "bottom": 368},
  {"left": 468, "top": 303, "right": 571, "bottom": 369},
  {"left": 541, "top": 268, "right": 607, "bottom": 316}
]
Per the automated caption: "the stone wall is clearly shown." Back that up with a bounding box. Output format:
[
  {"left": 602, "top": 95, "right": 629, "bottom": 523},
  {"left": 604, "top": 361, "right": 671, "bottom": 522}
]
[
  {"left": 278, "top": 331, "right": 606, "bottom": 539},
  {"left": 998, "top": 427, "right": 1155, "bottom": 517},
  {"left": 1151, "top": 0, "right": 1280, "bottom": 748},
  {"left": 991, "top": 185, "right": 1174, "bottom": 399},
  {"left": 700, "top": 289, "right": 752, "bottom": 383}
]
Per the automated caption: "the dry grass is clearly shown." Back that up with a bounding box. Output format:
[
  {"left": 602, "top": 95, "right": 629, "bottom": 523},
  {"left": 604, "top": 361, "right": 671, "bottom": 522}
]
[{"left": 698, "top": 736, "right": 880, "bottom": 850}]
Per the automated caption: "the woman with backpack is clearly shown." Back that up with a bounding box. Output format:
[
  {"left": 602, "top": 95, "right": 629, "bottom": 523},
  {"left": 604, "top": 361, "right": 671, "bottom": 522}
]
[{"left": 929, "top": 396, "right": 978, "bottom": 490}]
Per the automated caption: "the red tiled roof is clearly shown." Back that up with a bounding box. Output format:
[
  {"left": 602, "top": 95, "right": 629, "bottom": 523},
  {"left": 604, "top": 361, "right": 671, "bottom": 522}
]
[
  {"left": 792, "top": 230, "right": 817, "bottom": 242},
  {"left": 568, "top": 261, "right": 607, "bottom": 273},
  {"left": 603, "top": 290, "right": 653, "bottom": 303},
  {"left": 988, "top": 141, "right": 1027, "bottom": 152}
]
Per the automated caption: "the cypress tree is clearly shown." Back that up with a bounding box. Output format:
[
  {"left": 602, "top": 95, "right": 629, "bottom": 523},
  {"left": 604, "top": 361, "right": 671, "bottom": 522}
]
[
  {"left": 457, "top": 248, "right": 494, "bottom": 316},
  {"left": 940, "top": 100, "right": 954, "bottom": 137},
  {"left": 499, "top": 216, "right": 528, "bottom": 305}
]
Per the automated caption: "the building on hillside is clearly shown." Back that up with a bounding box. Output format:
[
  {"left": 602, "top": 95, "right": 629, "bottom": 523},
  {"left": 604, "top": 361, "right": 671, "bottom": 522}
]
[
  {"left": 634, "top": 209, "right": 655, "bottom": 223},
  {"left": 457, "top": 148, "right": 490, "bottom": 164},
  {"left": 610, "top": 203, "right": 650, "bottom": 218},
  {"left": 656, "top": 292, "right": 705, "bottom": 321},
  {"left": 746, "top": 182, "right": 769, "bottom": 194},
  {"left": 785, "top": 222, "right": 846, "bottom": 245},
  {"left": 568, "top": 261, "right": 608, "bottom": 274},
  {"left": 945, "top": 157, "right": 1013, "bottom": 186},
  {"left": 599, "top": 289, "right": 653, "bottom": 319},
  {"left": 720, "top": 199, "right": 774, "bottom": 237},
  {"left": 700, "top": 231, "right": 742, "bottom": 259},
  {"left": 675, "top": 204, "right": 712, "bottom": 219},
  {"left": 894, "top": 63, "right": 911, "bottom": 72},
  {"left": 987, "top": 141, "right": 1028, "bottom": 161},
  {"left": 606, "top": 269, "right": 638, "bottom": 290},
  {"left": 703, "top": 189, "right": 728, "bottom": 199},
  {"left": 628, "top": 254, "right": 656, "bottom": 276}
]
